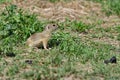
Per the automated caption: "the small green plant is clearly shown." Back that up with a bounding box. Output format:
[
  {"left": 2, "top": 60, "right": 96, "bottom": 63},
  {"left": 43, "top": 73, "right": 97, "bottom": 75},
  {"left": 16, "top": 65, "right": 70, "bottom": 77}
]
[
  {"left": 49, "top": 0, "right": 59, "bottom": 3},
  {"left": 21, "top": 71, "right": 34, "bottom": 79},
  {"left": 49, "top": 0, "right": 71, "bottom": 3},
  {"left": 115, "top": 25, "right": 120, "bottom": 41},
  {"left": 116, "top": 25, "right": 120, "bottom": 33},
  {"left": 6, "top": 65, "right": 19, "bottom": 76},
  {"left": 69, "top": 21, "right": 92, "bottom": 33},
  {"left": 87, "top": 0, "right": 104, "bottom": 3},
  {"left": 117, "top": 34, "right": 120, "bottom": 41}
]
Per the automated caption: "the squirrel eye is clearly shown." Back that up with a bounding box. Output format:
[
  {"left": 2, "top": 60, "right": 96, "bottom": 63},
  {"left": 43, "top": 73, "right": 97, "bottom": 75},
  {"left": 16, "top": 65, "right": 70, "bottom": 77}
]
[{"left": 53, "top": 24, "right": 55, "bottom": 26}]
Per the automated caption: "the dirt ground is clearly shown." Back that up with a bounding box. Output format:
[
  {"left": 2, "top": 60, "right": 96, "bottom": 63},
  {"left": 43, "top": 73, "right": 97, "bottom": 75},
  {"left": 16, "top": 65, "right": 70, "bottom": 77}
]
[{"left": 0, "top": 0, "right": 119, "bottom": 24}]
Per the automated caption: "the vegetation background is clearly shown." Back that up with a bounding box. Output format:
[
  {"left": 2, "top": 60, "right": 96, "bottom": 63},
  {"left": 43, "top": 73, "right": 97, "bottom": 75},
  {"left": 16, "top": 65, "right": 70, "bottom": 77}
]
[{"left": 0, "top": 0, "right": 120, "bottom": 80}]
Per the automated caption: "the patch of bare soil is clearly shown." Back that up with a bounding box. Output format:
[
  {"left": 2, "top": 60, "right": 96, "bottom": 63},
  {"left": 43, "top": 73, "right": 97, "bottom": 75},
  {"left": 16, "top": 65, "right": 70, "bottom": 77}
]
[
  {"left": 9, "top": 0, "right": 120, "bottom": 26},
  {"left": 0, "top": 0, "right": 120, "bottom": 26},
  {"left": 1, "top": 0, "right": 120, "bottom": 25},
  {"left": 0, "top": 0, "right": 120, "bottom": 28},
  {"left": 0, "top": 0, "right": 102, "bottom": 22}
]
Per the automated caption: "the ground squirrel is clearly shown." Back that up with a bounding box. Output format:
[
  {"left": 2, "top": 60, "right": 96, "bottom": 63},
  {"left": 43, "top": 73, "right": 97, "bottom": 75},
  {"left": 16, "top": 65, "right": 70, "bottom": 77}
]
[{"left": 26, "top": 24, "right": 58, "bottom": 50}]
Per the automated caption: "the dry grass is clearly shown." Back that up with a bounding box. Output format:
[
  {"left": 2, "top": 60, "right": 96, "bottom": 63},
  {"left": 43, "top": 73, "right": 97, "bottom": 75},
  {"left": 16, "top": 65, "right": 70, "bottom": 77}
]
[
  {"left": 1, "top": 0, "right": 120, "bottom": 26},
  {"left": 0, "top": 0, "right": 102, "bottom": 22}
]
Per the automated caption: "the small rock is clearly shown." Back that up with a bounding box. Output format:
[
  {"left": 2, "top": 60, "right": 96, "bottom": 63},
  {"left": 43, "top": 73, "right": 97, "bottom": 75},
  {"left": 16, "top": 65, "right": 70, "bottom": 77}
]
[
  {"left": 109, "top": 56, "right": 117, "bottom": 63},
  {"left": 6, "top": 52, "right": 16, "bottom": 57},
  {"left": 104, "top": 56, "right": 117, "bottom": 64},
  {"left": 25, "top": 60, "right": 33, "bottom": 64}
]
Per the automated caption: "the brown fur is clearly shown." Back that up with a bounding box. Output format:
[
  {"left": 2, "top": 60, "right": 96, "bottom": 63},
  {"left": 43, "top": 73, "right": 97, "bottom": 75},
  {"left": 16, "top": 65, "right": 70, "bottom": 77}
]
[{"left": 26, "top": 24, "right": 58, "bottom": 50}]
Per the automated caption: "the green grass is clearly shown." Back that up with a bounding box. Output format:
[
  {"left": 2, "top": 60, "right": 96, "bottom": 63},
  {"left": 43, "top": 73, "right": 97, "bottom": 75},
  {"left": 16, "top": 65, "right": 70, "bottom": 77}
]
[
  {"left": 89, "top": 0, "right": 120, "bottom": 16},
  {"left": 103, "top": 0, "right": 120, "bottom": 16},
  {"left": 87, "top": 0, "right": 104, "bottom": 3},
  {"left": 0, "top": 0, "right": 12, "bottom": 3},
  {"left": 0, "top": 4, "right": 120, "bottom": 80},
  {"left": 116, "top": 25, "right": 120, "bottom": 41},
  {"left": 49, "top": 0, "right": 72, "bottom": 3},
  {"left": 0, "top": 5, "right": 45, "bottom": 54}
]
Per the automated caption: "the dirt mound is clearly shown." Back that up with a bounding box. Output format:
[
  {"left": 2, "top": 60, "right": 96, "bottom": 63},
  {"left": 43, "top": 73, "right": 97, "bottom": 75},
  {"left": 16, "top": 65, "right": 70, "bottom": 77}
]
[
  {"left": 1, "top": 0, "right": 120, "bottom": 26},
  {"left": 10, "top": 0, "right": 102, "bottom": 23}
]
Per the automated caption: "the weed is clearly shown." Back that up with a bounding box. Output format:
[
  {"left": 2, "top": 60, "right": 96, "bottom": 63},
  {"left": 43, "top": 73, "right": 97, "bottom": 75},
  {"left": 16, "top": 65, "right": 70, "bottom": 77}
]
[
  {"left": 49, "top": 0, "right": 60, "bottom": 3},
  {"left": 60, "top": 20, "right": 92, "bottom": 33},
  {"left": 49, "top": 0, "right": 72, "bottom": 3},
  {"left": 115, "top": 25, "right": 120, "bottom": 40},
  {"left": 116, "top": 25, "right": 120, "bottom": 33},
  {"left": 87, "top": 0, "right": 104, "bottom": 3},
  {"left": 102, "top": 0, "right": 120, "bottom": 16},
  {"left": 21, "top": 71, "right": 34, "bottom": 79},
  {"left": 117, "top": 34, "right": 120, "bottom": 41},
  {"left": 6, "top": 65, "right": 19, "bottom": 76}
]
